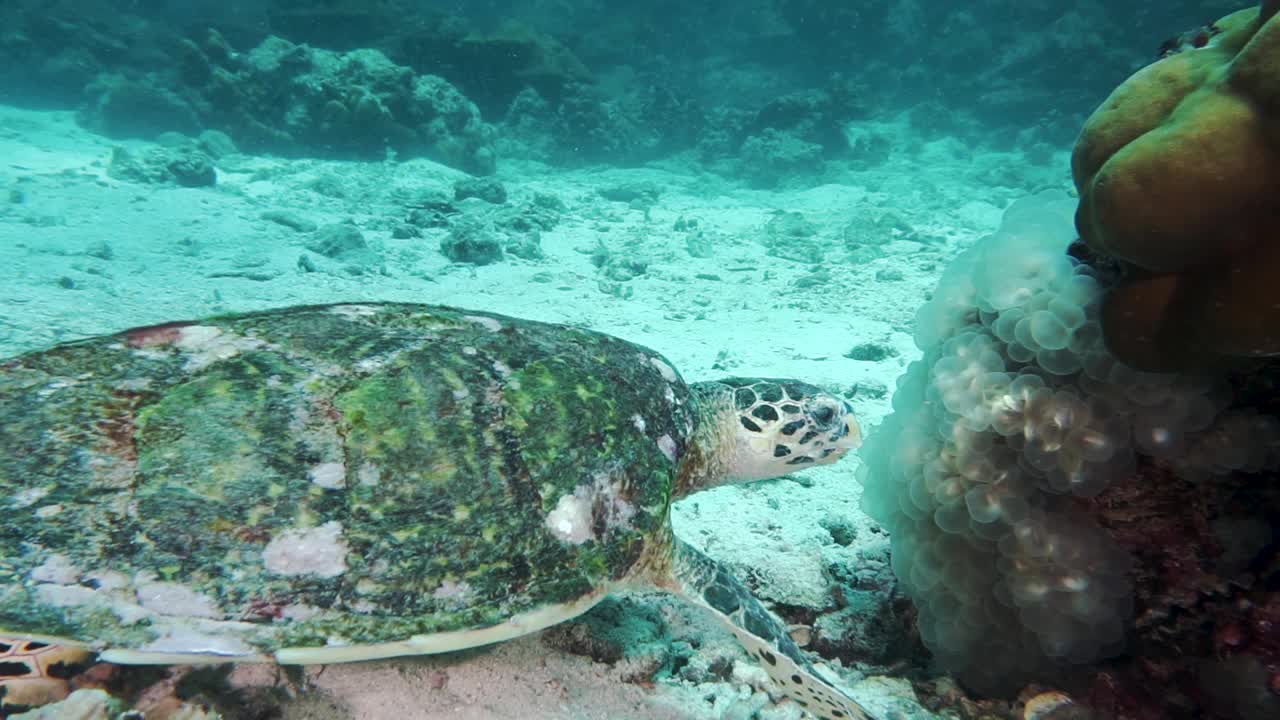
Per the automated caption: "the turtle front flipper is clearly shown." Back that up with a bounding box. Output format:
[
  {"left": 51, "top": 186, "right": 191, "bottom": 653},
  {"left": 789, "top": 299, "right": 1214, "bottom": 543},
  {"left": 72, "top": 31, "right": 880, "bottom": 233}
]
[{"left": 666, "top": 538, "right": 874, "bottom": 720}]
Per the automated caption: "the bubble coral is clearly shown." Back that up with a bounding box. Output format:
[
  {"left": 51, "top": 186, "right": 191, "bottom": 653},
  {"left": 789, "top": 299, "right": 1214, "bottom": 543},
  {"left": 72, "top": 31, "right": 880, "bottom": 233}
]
[
  {"left": 1071, "top": 4, "right": 1280, "bottom": 372},
  {"left": 858, "top": 190, "right": 1280, "bottom": 695}
]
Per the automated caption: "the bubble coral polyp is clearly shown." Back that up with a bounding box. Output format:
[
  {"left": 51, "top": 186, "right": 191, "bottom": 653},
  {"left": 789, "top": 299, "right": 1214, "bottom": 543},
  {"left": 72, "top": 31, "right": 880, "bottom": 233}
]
[{"left": 1071, "top": 4, "right": 1280, "bottom": 372}]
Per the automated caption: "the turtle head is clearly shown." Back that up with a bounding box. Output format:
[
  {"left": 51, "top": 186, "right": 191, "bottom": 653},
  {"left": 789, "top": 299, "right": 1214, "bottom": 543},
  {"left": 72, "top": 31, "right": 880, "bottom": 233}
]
[{"left": 679, "top": 378, "right": 861, "bottom": 494}]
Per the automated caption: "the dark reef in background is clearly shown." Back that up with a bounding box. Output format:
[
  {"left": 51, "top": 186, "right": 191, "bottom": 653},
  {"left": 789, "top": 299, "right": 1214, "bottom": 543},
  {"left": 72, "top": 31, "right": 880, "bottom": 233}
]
[
  {"left": 0, "top": 0, "right": 1247, "bottom": 171},
  {"left": 0, "top": 0, "right": 1246, "bottom": 174}
]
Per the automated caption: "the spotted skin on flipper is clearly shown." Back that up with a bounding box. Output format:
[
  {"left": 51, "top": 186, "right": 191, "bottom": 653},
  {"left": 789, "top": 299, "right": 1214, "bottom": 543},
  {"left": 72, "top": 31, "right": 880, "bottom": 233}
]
[{"left": 666, "top": 537, "right": 872, "bottom": 720}]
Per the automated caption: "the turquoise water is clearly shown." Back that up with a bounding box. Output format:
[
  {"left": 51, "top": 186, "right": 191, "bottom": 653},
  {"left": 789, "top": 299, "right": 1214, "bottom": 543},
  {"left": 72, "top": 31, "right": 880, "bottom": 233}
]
[{"left": 1, "top": 2, "right": 1275, "bottom": 720}]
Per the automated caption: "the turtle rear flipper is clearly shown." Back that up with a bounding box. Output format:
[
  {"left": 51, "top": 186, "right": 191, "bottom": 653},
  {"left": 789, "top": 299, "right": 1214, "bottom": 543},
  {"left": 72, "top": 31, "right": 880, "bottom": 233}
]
[{"left": 668, "top": 539, "right": 873, "bottom": 720}]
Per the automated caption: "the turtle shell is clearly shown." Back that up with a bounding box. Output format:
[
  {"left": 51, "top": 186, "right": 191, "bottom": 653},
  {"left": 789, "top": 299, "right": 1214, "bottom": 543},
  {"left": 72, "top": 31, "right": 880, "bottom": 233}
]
[{"left": 0, "top": 303, "right": 694, "bottom": 660}]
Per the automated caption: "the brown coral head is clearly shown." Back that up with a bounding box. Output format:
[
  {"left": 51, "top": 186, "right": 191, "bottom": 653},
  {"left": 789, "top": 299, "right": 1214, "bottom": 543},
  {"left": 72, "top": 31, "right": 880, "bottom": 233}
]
[
  {"left": 1101, "top": 257, "right": 1280, "bottom": 373},
  {"left": 1099, "top": 275, "right": 1208, "bottom": 373},
  {"left": 1074, "top": 6, "right": 1280, "bottom": 372}
]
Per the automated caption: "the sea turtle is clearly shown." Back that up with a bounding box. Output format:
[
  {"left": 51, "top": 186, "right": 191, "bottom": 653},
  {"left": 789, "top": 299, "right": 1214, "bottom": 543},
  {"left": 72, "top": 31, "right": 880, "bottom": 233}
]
[{"left": 0, "top": 302, "right": 871, "bottom": 719}]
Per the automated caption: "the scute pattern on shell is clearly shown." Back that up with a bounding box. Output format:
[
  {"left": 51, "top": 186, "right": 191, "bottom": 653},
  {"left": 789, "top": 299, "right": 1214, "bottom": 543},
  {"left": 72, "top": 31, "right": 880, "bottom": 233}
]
[{"left": 0, "top": 303, "right": 693, "bottom": 655}]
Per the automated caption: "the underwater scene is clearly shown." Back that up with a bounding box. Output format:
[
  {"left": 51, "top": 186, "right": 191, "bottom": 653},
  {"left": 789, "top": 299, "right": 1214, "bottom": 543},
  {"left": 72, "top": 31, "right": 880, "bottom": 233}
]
[{"left": 1, "top": 1, "right": 1278, "bottom": 719}]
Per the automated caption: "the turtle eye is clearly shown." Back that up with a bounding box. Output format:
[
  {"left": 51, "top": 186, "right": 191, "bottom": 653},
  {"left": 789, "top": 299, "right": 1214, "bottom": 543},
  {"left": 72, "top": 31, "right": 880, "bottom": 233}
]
[{"left": 811, "top": 404, "right": 835, "bottom": 426}]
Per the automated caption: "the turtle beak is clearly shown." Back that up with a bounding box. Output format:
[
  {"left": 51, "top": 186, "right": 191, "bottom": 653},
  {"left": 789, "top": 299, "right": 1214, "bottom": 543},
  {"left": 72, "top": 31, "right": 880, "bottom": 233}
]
[{"left": 830, "top": 402, "right": 863, "bottom": 452}]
